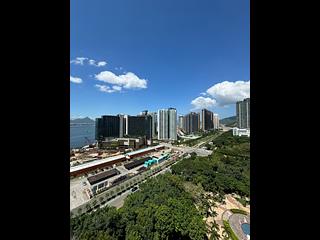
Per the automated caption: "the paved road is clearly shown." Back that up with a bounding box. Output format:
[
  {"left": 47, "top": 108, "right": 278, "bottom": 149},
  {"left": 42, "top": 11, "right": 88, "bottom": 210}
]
[
  {"left": 102, "top": 164, "right": 172, "bottom": 209},
  {"left": 103, "top": 188, "right": 133, "bottom": 209},
  {"left": 162, "top": 143, "right": 212, "bottom": 156}
]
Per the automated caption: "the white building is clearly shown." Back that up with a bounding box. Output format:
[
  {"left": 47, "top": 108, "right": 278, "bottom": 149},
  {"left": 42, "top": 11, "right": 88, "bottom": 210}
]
[
  {"left": 213, "top": 113, "right": 219, "bottom": 130},
  {"left": 158, "top": 108, "right": 177, "bottom": 141},
  {"left": 232, "top": 127, "right": 250, "bottom": 137}
]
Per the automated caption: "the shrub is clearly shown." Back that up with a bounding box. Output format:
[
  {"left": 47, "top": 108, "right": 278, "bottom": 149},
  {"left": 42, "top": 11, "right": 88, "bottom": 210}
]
[
  {"left": 223, "top": 220, "right": 239, "bottom": 240},
  {"left": 230, "top": 209, "right": 248, "bottom": 215}
]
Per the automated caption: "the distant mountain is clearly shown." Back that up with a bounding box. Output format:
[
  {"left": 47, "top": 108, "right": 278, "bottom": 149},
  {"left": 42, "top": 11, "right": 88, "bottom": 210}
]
[
  {"left": 220, "top": 116, "right": 237, "bottom": 127},
  {"left": 70, "top": 117, "right": 95, "bottom": 124}
]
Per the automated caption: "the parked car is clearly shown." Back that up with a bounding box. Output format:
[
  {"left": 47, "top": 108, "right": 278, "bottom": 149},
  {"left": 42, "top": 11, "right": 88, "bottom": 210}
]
[{"left": 131, "top": 186, "right": 138, "bottom": 192}]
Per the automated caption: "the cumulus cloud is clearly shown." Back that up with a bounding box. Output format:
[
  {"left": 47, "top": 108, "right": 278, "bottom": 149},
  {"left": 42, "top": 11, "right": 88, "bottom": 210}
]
[
  {"left": 70, "top": 76, "right": 82, "bottom": 84},
  {"left": 191, "top": 96, "right": 216, "bottom": 110},
  {"left": 206, "top": 80, "right": 250, "bottom": 106},
  {"left": 95, "top": 84, "right": 122, "bottom": 93},
  {"left": 70, "top": 57, "right": 107, "bottom": 67},
  {"left": 95, "top": 71, "right": 147, "bottom": 89}
]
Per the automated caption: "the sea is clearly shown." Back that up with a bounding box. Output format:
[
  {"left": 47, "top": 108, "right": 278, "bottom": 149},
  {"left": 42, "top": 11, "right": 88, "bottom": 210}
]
[{"left": 70, "top": 124, "right": 95, "bottom": 149}]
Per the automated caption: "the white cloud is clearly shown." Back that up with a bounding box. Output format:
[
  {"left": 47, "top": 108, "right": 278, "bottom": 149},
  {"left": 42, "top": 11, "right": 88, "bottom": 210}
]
[
  {"left": 95, "top": 71, "right": 147, "bottom": 89},
  {"left": 70, "top": 57, "right": 107, "bottom": 67},
  {"left": 88, "top": 59, "right": 96, "bottom": 65},
  {"left": 112, "top": 85, "right": 122, "bottom": 91},
  {"left": 191, "top": 96, "right": 216, "bottom": 110},
  {"left": 95, "top": 84, "right": 121, "bottom": 93},
  {"left": 70, "top": 57, "right": 88, "bottom": 65},
  {"left": 206, "top": 80, "right": 250, "bottom": 106},
  {"left": 200, "top": 92, "right": 207, "bottom": 96},
  {"left": 97, "top": 61, "right": 107, "bottom": 67},
  {"left": 70, "top": 76, "right": 82, "bottom": 84}
]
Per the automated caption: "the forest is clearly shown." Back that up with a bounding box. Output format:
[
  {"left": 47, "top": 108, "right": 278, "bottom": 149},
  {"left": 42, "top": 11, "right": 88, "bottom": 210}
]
[
  {"left": 172, "top": 131, "right": 250, "bottom": 197},
  {"left": 71, "top": 174, "right": 207, "bottom": 240}
]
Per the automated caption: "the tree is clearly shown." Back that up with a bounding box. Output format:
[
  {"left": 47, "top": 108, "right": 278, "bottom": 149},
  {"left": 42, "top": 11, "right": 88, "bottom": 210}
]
[
  {"left": 85, "top": 204, "right": 91, "bottom": 212},
  {"left": 77, "top": 208, "right": 82, "bottom": 215},
  {"left": 209, "top": 221, "right": 220, "bottom": 240},
  {"left": 110, "top": 190, "right": 114, "bottom": 197},
  {"left": 105, "top": 192, "right": 110, "bottom": 199}
]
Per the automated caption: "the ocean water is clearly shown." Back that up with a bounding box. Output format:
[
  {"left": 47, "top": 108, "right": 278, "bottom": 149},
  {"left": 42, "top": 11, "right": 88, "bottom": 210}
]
[{"left": 70, "top": 124, "right": 95, "bottom": 149}]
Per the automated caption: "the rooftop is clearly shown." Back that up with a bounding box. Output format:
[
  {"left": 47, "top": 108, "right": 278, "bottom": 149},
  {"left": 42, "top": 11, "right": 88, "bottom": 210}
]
[
  {"left": 87, "top": 168, "right": 120, "bottom": 185},
  {"left": 126, "top": 145, "right": 164, "bottom": 156},
  {"left": 70, "top": 154, "right": 125, "bottom": 173},
  {"left": 70, "top": 145, "right": 164, "bottom": 173}
]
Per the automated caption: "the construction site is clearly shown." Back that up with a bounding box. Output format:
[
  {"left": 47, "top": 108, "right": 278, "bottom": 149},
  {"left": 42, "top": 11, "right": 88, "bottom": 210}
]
[{"left": 70, "top": 136, "right": 154, "bottom": 168}]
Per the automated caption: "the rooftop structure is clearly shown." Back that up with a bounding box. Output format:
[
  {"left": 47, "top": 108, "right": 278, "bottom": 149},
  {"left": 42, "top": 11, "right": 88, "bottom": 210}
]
[
  {"left": 70, "top": 145, "right": 165, "bottom": 176},
  {"left": 87, "top": 168, "right": 120, "bottom": 186}
]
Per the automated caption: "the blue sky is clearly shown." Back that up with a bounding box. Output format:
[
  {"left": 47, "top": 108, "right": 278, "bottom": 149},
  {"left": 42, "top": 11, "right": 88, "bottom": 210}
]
[{"left": 70, "top": 0, "right": 250, "bottom": 119}]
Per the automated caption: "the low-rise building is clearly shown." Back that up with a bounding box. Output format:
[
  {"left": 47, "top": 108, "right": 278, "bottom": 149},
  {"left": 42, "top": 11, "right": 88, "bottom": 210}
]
[
  {"left": 87, "top": 168, "right": 120, "bottom": 194},
  {"left": 232, "top": 127, "right": 250, "bottom": 137},
  {"left": 98, "top": 137, "right": 147, "bottom": 150}
]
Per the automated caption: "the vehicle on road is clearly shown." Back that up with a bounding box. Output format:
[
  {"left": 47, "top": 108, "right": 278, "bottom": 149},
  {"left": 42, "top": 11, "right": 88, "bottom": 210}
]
[{"left": 131, "top": 186, "right": 138, "bottom": 192}]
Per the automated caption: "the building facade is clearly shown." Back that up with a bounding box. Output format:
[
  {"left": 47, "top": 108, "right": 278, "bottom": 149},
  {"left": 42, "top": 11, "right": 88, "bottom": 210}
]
[
  {"left": 158, "top": 108, "right": 177, "bottom": 141},
  {"left": 125, "top": 115, "right": 152, "bottom": 140},
  {"left": 184, "top": 112, "right": 200, "bottom": 134},
  {"left": 232, "top": 127, "right": 250, "bottom": 137},
  {"left": 95, "top": 115, "right": 120, "bottom": 140},
  {"left": 178, "top": 115, "right": 184, "bottom": 129},
  {"left": 213, "top": 113, "right": 219, "bottom": 130},
  {"left": 149, "top": 112, "right": 158, "bottom": 139},
  {"left": 201, "top": 109, "right": 214, "bottom": 131},
  {"left": 168, "top": 108, "right": 177, "bottom": 141},
  {"left": 236, "top": 98, "right": 250, "bottom": 129}
]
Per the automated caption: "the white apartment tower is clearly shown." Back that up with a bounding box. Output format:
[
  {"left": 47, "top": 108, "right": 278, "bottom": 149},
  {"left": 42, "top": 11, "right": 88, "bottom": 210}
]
[
  {"left": 158, "top": 108, "right": 177, "bottom": 141},
  {"left": 213, "top": 113, "right": 219, "bottom": 130}
]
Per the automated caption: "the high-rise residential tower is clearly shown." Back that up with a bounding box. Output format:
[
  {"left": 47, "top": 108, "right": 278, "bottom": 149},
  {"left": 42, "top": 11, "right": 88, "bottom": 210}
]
[
  {"left": 236, "top": 98, "right": 250, "bottom": 129},
  {"left": 124, "top": 115, "right": 152, "bottom": 139},
  {"left": 213, "top": 114, "right": 219, "bottom": 130},
  {"left": 158, "top": 108, "right": 177, "bottom": 141},
  {"left": 178, "top": 115, "right": 184, "bottom": 129},
  {"left": 201, "top": 109, "right": 214, "bottom": 131},
  {"left": 149, "top": 112, "right": 158, "bottom": 139},
  {"left": 184, "top": 112, "right": 200, "bottom": 134},
  {"left": 95, "top": 115, "right": 120, "bottom": 140}
]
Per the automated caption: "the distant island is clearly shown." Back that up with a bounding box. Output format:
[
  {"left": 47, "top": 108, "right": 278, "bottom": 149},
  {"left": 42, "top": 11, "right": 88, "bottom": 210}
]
[{"left": 70, "top": 117, "right": 95, "bottom": 125}]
